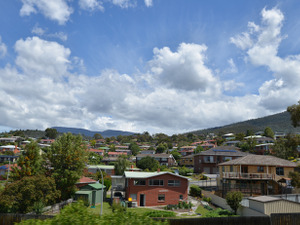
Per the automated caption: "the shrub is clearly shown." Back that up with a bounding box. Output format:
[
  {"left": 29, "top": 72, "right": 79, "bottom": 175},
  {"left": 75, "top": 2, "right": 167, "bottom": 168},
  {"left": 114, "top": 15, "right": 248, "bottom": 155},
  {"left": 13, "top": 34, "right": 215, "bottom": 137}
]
[
  {"left": 189, "top": 185, "right": 202, "bottom": 197},
  {"left": 203, "top": 197, "right": 212, "bottom": 203},
  {"left": 144, "top": 210, "right": 176, "bottom": 218}
]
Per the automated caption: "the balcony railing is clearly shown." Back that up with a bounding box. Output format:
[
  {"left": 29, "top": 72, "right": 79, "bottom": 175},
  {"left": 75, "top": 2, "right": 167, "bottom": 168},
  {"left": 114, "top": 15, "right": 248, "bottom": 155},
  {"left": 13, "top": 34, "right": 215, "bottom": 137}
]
[{"left": 222, "top": 172, "right": 275, "bottom": 180}]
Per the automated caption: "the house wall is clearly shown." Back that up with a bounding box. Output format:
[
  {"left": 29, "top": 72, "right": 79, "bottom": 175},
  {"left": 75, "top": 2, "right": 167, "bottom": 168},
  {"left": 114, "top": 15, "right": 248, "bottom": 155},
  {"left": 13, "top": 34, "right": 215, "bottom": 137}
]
[
  {"left": 264, "top": 200, "right": 300, "bottom": 215},
  {"left": 125, "top": 174, "right": 188, "bottom": 206}
]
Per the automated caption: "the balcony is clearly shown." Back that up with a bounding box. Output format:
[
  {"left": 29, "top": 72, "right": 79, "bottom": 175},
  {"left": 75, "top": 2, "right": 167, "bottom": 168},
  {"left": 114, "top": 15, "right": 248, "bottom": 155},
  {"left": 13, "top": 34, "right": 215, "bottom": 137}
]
[{"left": 222, "top": 172, "right": 275, "bottom": 180}]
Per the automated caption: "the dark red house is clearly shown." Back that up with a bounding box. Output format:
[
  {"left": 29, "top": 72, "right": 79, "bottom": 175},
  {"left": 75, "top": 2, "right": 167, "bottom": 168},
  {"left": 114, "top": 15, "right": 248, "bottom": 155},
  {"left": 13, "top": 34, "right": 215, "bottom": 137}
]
[{"left": 123, "top": 171, "right": 188, "bottom": 206}]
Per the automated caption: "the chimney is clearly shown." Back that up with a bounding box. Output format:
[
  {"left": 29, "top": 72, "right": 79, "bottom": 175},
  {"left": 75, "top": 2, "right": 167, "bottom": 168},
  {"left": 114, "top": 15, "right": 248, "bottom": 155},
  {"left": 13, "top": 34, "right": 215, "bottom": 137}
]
[
  {"left": 157, "top": 168, "right": 160, "bottom": 173},
  {"left": 131, "top": 164, "right": 134, "bottom": 171}
]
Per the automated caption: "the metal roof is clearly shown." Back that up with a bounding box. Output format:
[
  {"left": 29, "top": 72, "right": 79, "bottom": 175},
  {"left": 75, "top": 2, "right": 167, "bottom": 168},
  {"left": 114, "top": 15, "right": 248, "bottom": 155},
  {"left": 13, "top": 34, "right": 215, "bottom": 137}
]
[{"left": 124, "top": 171, "right": 188, "bottom": 180}]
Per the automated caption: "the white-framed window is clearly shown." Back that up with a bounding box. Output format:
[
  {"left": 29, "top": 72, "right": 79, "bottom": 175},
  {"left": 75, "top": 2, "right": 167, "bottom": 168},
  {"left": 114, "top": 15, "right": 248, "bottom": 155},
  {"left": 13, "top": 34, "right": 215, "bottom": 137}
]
[
  {"left": 158, "top": 194, "right": 165, "bottom": 201},
  {"left": 168, "top": 180, "right": 180, "bottom": 187},
  {"left": 149, "top": 179, "right": 164, "bottom": 186}
]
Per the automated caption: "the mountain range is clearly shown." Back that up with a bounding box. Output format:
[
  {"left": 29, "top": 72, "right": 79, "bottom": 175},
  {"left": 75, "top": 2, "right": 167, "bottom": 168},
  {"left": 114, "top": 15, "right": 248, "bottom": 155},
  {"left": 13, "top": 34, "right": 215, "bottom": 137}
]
[
  {"left": 52, "top": 127, "right": 135, "bottom": 138},
  {"left": 190, "top": 111, "right": 300, "bottom": 135}
]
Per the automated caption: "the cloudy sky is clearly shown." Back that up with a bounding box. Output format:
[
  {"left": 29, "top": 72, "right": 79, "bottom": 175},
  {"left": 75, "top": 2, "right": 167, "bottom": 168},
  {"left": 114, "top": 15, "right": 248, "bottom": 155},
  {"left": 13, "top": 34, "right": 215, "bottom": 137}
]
[{"left": 1, "top": 0, "right": 300, "bottom": 135}]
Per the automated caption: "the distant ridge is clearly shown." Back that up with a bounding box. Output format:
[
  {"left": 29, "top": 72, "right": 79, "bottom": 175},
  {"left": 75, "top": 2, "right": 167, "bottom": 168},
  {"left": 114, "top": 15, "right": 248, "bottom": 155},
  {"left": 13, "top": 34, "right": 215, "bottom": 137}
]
[
  {"left": 52, "top": 127, "right": 135, "bottom": 138},
  {"left": 190, "top": 111, "right": 300, "bottom": 135}
]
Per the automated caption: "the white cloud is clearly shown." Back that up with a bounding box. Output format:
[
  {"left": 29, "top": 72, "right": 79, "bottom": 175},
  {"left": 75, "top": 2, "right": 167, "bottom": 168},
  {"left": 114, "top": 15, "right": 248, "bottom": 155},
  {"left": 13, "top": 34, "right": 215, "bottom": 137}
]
[
  {"left": 0, "top": 36, "right": 7, "bottom": 58},
  {"left": 31, "top": 25, "right": 67, "bottom": 41},
  {"left": 15, "top": 36, "right": 71, "bottom": 79},
  {"left": 149, "top": 43, "right": 221, "bottom": 95},
  {"left": 32, "top": 25, "right": 46, "bottom": 36},
  {"left": 231, "top": 7, "right": 300, "bottom": 111},
  {"left": 111, "top": 0, "right": 136, "bottom": 8},
  {"left": 144, "top": 0, "right": 153, "bottom": 7},
  {"left": 79, "top": 0, "right": 104, "bottom": 11},
  {"left": 20, "top": 0, "right": 73, "bottom": 25},
  {"left": 230, "top": 32, "right": 253, "bottom": 50}
]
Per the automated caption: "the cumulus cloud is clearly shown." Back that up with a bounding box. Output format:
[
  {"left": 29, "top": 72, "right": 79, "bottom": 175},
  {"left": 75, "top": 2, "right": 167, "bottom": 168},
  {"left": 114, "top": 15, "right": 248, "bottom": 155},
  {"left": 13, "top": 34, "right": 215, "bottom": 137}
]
[
  {"left": 0, "top": 36, "right": 7, "bottom": 58},
  {"left": 110, "top": 0, "right": 136, "bottom": 8},
  {"left": 20, "top": 0, "right": 73, "bottom": 25},
  {"left": 15, "top": 36, "right": 71, "bottom": 79},
  {"left": 144, "top": 0, "right": 153, "bottom": 7},
  {"left": 79, "top": 0, "right": 104, "bottom": 11},
  {"left": 231, "top": 7, "right": 300, "bottom": 111}
]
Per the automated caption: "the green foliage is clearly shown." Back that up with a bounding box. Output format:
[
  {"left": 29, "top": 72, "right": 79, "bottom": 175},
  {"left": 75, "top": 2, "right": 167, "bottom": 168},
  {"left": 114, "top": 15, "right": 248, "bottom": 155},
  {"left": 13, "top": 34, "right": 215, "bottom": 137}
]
[
  {"left": 289, "top": 171, "right": 300, "bottom": 188},
  {"left": 114, "top": 155, "right": 130, "bottom": 175},
  {"left": 164, "top": 201, "right": 192, "bottom": 211},
  {"left": 88, "top": 152, "right": 103, "bottom": 165},
  {"left": 272, "top": 138, "right": 298, "bottom": 159},
  {"left": 287, "top": 100, "right": 300, "bottom": 127},
  {"left": 156, "top": 143, "right": 167, "bottom": 153},
  {"left": 129, "top": 143, "right": 141, "bottom": 156},
  {"left": 93, "top": 133, "right": 103, "bottom": 139},
  {"left": 143, "top": 210, "right": 175, "bottom": 217},
  {"left": 45, "top": 128, "right": 58, "bottom": 139},
  {"left": 189, "top": 185, "right": 202, "bottom": 197},
  {"left": 0, "top": 175, "right": 60, "bottom": 213},
  {"left": 110, "top": 201, "right": 127, "bottom": 213},
  {"left": 225, "top": 191, "right": 243, "bottom": 214},
  {"left": 137, "top": 156, "right": 159, "bottom": 171},
  {"left": 46, "top": 133, "right": 87, "bottom": 200},
  {"left": 171, "top": 150, "right": 181, "bottom": 161},
  {"left": 194, "top": 145, "right": 204, "bottom": 154},
  {"left": 178, "top": 166, "right": 193, "bottom": 176},
  {"left": 10, "top": 141, "right": 43, "bottom": 181},
  {"left": 204, "top": 208, "right": 234, "bottom": 218},
  {"left": 33, "top": 200, "right": 45, "bottom": 215},
  {"left": 103, "top": 176, "right": 112, "bottom": 192},
  {"left": 203, "top": 197, "right": 212, "bottom": 203},
  {"left": 264, "top": 127, "right": 274, "bottom": 138}
]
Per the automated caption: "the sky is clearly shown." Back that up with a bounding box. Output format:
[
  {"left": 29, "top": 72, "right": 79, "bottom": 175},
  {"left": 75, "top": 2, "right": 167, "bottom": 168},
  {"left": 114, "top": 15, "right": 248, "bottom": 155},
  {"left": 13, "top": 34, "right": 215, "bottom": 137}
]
[{"left": 1, "top": 0, "right": 300, "bottom": 135}]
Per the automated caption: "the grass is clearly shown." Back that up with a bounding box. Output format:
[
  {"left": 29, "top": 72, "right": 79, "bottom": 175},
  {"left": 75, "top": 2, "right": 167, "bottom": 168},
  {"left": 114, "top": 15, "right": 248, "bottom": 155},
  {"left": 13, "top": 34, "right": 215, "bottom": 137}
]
[{"left": 195, "top": 205, "right": 210, "bottom": 216}]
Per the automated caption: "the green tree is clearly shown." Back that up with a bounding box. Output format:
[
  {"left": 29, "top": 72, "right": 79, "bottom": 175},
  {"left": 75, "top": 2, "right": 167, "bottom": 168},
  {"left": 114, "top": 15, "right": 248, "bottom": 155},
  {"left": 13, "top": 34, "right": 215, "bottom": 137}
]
[
  {"left": 287, "top": 100, "right": 300, "bottom": 127},
  {"left": 137, "top": 156, "right": 159, "bottom": 171},
  {"left": 289, "top": 171, "right": 300, "bottom": 188},
  {"left": 235, "top": 133, "right": 245, "bottom": 141},
  {"left": 194, "top": 145, "right": 204, "bottom": 154},
  {"left": 273, "top": 138, "right": 297, "bottom": 159},
  {"left": 129, "top": 143, "right": 141, "bottom": 156},
  {"left": 88, "top": 152, "right": 103, "bottom": 165},
  {"left": 225, "top": 191, "right": 243, "bottom": 214},
  {"left": 93, "top": 133, "right": 103, "bottom": 139},
  {"left": 46, "top": 133, "right": 87, "bottom": 200},
  {"left": 10, "top": 141, "right": 42, "bottom": 181},
  {"left": 45, "top": 128, "right": 58, "bottom": 139},
  {"left": 0, "top": 175, "right": 60, "bottom": 213},
  {"left": 114, "top": 155, "right": 130, "bottom": 175},
  {"left": 156, "top": 143, "right": 167, "bottom": 153},
  {"left": 171, "top": 150, "right": 181, "bottom": 161},
  {"left": 264, "top": 127, "right": 274, "bottom": 138}
]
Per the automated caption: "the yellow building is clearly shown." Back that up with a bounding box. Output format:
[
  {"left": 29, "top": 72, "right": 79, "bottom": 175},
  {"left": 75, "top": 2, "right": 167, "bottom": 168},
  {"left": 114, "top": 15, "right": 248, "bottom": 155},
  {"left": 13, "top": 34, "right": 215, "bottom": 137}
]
[
  {"left": 218, "top": 155, "right": 297, "bottom": 197},
  {"left": 179, "top": 154, "right": 194, "bottom": 168}
]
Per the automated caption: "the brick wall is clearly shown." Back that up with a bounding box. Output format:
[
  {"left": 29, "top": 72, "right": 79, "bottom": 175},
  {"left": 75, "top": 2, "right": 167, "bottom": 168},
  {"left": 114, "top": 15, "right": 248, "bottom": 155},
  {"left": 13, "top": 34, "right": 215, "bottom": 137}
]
[{"left": 126, "top": 173, "right": 188, "bottom": 206}]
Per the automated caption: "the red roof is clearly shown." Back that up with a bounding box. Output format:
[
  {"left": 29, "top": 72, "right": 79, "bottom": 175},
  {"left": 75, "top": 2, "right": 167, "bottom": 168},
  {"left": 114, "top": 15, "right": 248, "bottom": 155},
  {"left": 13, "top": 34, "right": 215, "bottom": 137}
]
[
  {"left": 108, "top": 152, "right": 127, "bottom": 155},
  {"left": 77, "top": 176, "right": 97, "bottom": 184},
  {"left": 89, "top": 149, "right": 104, "bottom": 153}
]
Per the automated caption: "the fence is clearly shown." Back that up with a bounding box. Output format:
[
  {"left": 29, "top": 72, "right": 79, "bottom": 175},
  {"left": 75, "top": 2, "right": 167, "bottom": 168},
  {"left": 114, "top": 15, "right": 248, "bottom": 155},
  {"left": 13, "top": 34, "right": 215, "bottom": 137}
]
[{"left": 0, "top": 213, "right": 54, "bottom": 225}]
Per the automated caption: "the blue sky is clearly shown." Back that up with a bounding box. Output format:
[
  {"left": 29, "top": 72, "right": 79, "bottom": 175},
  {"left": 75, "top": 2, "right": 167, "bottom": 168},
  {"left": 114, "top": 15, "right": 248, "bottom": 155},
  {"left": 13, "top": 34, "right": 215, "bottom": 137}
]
[{"left": 1, "top": 0, "right": 300, "bottom": 135}]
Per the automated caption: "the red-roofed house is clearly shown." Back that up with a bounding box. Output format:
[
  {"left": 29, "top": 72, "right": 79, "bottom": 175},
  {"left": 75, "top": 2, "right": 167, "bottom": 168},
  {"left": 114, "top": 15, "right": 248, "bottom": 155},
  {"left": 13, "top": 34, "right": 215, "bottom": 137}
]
[
  {"left": 108, "top": 152, "right": 127, "bottom": 157},
  {"left": 76, "top": 176, "right": 97, "bottom": 188},
  {"left": 89, "top": 148, "right": 104, "bottom": 156}
]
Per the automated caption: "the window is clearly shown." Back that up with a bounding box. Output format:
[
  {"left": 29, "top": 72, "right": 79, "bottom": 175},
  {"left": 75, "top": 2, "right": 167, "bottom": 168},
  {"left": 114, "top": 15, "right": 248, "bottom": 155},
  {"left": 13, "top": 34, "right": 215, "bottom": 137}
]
[
  {"left": 130, "top": 194, "right": 137, "bottom": 200},
  {"left": 222, "top": 166, "right": 225, "bottom": 172},
  {"left": 224, "top": 156, "right": 232, "bottom": 161},
  {"left": 204, "top": 156, "right": 214, "bottom": 163},
  {"left": 149, "top": 179, "right": 164, "bottom": 186},
  {"left": 168, "top": 180, "right": 180, "bottom": 186},
  {"left": 134, "top": 179, "right": 146, "bottom": 186},
  {"left": 276, "top": 167, "right": 284, "bottom": 176},
  {"left": 179, "top": 195, "right": 183, "bottom": 200},
  {"left": 230, "top": 165, "right": 233, "bottom": 172},
  {"left": 257, "top": 166, "right": 264, "bottom": 172},
  {"left": 158, "top": 194, "right": 165, "bottom": 201}
]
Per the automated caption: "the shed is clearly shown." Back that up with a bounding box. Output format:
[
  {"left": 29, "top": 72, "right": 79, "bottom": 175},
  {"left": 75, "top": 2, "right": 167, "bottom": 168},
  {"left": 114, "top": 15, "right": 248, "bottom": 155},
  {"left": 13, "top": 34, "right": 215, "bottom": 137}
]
[{"left": 75, "top": 183, "right": 106, "bottom": 205}]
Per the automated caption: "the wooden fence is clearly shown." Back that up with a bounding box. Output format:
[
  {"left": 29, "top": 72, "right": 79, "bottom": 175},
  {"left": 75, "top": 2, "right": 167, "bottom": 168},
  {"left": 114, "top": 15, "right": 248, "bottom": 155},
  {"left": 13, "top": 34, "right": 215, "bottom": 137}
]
[{"left": 0, "top": 213, "right": 54, "bottom": 225}]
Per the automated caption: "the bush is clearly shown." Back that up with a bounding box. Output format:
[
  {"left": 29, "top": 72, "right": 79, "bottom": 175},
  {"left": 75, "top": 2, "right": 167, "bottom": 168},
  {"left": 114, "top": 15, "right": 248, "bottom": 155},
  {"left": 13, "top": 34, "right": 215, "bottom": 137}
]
[
  {"left": 189, "top": 185, "right": 202, "bottom": 197},
  {"left": 144, "top": 210, "right": 176, "bottom": 218},
  {"left": 203, "top": 197, "right": 212, "bottom": 203}
]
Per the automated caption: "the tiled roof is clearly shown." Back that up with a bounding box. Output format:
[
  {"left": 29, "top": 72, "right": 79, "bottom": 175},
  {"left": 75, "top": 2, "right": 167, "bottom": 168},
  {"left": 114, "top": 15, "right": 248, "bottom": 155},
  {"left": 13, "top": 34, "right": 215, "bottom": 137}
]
[
  {"left": 195, "top": 146, "right": 247, "bottom": 156},
  {"left": 77, "top": 176, "right": 97, "bottom": 184},
  {"left": 218, "top": 155, "right": 297, "bottom": 167},
  {"left": 136, "top": 154, "right": 172, "bottom": 158}
]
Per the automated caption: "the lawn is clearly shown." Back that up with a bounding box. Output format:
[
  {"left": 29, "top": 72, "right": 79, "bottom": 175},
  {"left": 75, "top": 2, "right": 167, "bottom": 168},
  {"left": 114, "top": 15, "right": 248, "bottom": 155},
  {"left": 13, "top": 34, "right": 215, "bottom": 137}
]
[{"left": 195, "top": 205, "right": 210, "bottom": 217}]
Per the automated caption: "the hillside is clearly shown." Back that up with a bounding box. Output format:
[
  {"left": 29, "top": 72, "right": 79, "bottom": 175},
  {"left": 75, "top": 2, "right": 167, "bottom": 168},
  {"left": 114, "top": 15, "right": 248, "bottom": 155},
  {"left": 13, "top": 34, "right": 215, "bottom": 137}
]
[
  {"left": 190, "top": 111, "right": 300, "bottom": 135},
  {"left": 52, "top": 127, "right": 135, "bottom": 138}
]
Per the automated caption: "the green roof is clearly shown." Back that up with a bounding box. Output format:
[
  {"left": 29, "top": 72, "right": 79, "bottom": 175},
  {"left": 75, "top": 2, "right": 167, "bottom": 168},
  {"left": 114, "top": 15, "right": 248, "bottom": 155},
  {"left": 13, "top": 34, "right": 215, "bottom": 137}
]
[
  {"left": 75, "top": 190, "right": 92, "bottom": 195},
  {"left": 88, "top": 165, "right": 114, "bottom": 169},
  {"left": 99, "top": 147, "right": 110, "bottom": 149},
  {"left": 87, "top": 183, "right": 106, "bottom": 189}
]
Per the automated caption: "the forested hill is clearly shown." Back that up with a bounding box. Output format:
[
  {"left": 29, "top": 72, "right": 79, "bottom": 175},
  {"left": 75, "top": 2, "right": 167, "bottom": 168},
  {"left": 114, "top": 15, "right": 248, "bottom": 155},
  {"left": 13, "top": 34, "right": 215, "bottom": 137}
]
[
  {"left": 52, "top": 127, "right": 135, "bottom": 138},
  {"left": 191, "top": 111, "right": 300, "bottom": 135}
]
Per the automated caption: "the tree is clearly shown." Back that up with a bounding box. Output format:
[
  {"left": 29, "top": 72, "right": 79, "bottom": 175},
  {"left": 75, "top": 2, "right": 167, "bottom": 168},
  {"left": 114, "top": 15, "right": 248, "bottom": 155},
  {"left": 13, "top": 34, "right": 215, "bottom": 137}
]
[
  {"left": 264, "top": 127, "right": 274, "bottom": 138},
  {"left": 0, "top": 175, "right": 60, "bottom": 213},
  {"left": 171, "top": 150, "right": 181, "bottom": 161},
  {"left": 46, "top": 133, "right": 87, "bottom": 200},
  {"left": 88, "top": 152, "right": 103, "bottom": 165},
  {"left": 45, "top": 128, "right": 58, "bottom": 139},
  {"left": 137, "top": 156, "right": 159, "bottom": 171},
  {"left": 287, "top": 100, "right": 300, "bottom": 127},
  {"left": 129, "top": 143, "right": 141, "bottom": 156},
  {"left": 194, "top": 145, "right": 204, "bottom": 154},
  {"left": 114, "top": 155, "right": 130, "bottom": 175},
  {"left": 225, "top": 191, "right": 243, "bottom": 214},
  {"left": 156, "top": 143, "right": 167, "bottom": 153},
  {"left": 289, "top": 171, "right": 300, "bottom": 188},
  {"left": 10, "top": 141, "right": 43, "bottom": 181},
  {"left": 93, "top": 133, "right": 103, "bottom": 140},
  {"left": 273, "top": 138, "right": 297, "bottom": 159}
]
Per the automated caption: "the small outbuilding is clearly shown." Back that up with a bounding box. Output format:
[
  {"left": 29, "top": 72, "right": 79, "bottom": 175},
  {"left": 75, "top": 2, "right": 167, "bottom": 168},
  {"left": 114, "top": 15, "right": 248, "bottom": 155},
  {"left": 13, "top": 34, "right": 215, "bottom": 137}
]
[{"left": 74, "top": 183, "right": 106, "bottom": 206}]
